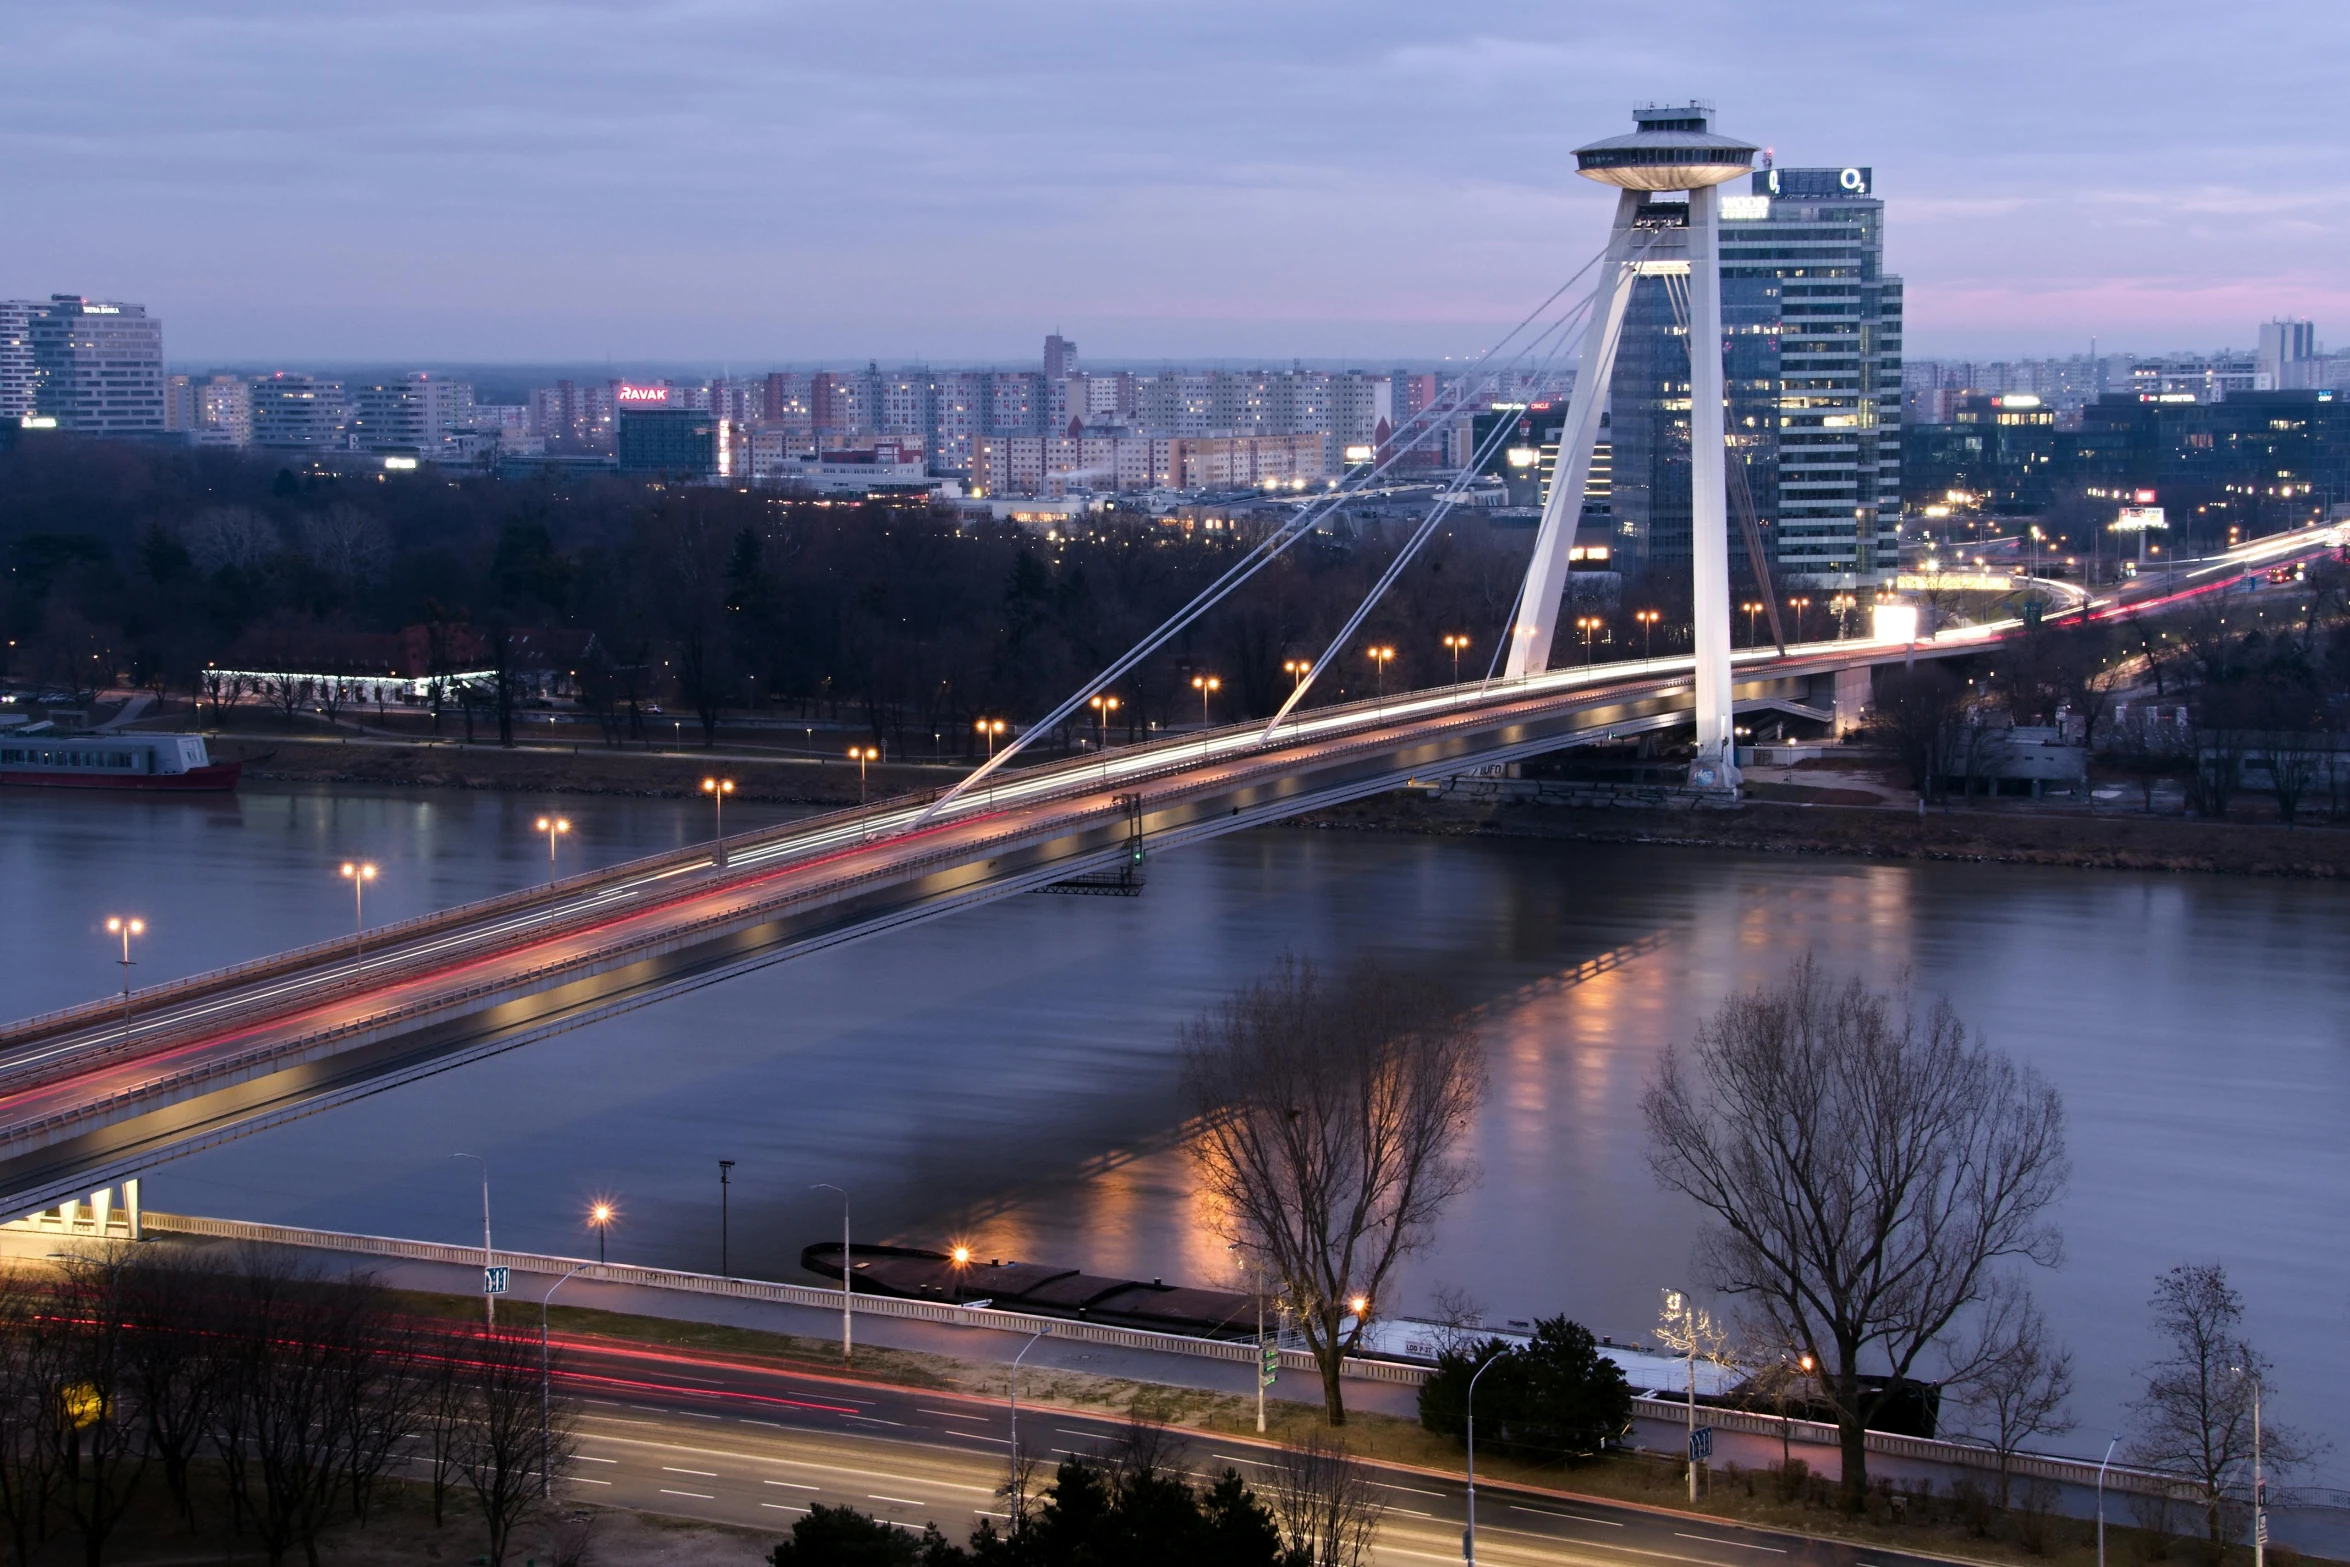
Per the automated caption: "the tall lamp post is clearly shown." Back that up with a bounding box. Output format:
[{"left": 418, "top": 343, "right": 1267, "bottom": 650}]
[
  {"left": 539, "top": 1261, "right": 592, "bottom": 1498},
  {"left": 1008, "top": 1325, "right": 1051, "bottom": 1516},
  {"left": 534, "top": 815, "right": 571, "bottom": 880},
  {"left": 974, "top": 718, "right": 1005, "bottom": 759},
  {"left": 103, "top": 917, "right": 144, "bottom": 1044},
  {"left": 1575, "top": 615, "right": 1602, "bottom": 666},
  {"left": 339, "top": 861, "right": 378, "bottom": 960},
  {"left": 1636, "top": 608, "right": 1661, "bottom": 658},
  {"left": 701, "top": 777, "right": 734, "bottom": 867},
  {"left": 450, "top": 1153, "right": 494, "bottom": 1326},
  {"left": 1191, "top": 674, "right": 1221, "bottom": 729},
  {"left": 813, "top": 1184, "right": 853, "bottom": 1366},
  {"left": 2234, "top": 1360, "right": 2266, "bottom": 1567},
  {"left": 2096, "top": 1432, "right": 2122, "bottom": 1567},
  {"left": 848, "top": 746, "right": 879, "bottom": 804},
  {"left": 1463, "top": 1350, "right": 1505, "bottom": 1566},
  {"left": 1788, "top": 595, "right": 1811, "bottom": 642},
  {"left": 1366, "top": 645, "right": 1395, "bottom": 707},
  {"left": 1282, "top": 658, "right": 1310, "bottom": 694},
  {"left": 717, "top": 1159, "right": 735, "bottom": 1278},
  {"left": 1442, "top": 634, "right": 1470, "bottom": 683},
  {"left": 587, "top": 1201, "right": 614, "bottom": 1265}
]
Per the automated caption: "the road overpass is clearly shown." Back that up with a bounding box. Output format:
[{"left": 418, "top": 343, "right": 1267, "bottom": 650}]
[{"left": 0, "top": 523, "right": 2337, "bottom": 1215}]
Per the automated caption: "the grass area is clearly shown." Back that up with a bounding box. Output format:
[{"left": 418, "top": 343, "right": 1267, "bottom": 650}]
[{"left": 392, "top": 1289, "right": 2325, "bottom": 1567}]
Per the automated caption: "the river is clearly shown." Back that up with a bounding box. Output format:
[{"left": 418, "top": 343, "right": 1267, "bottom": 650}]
[{"left": 4, "top": 781, "right": 2345, "bottom": 1482}]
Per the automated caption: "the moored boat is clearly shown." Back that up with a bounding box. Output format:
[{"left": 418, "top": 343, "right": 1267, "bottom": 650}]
[{"left": 0, "top": 733, "right": 241, "bottom": 792}]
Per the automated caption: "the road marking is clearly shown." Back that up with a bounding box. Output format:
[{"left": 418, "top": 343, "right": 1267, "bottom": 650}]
[
  {"left": 1214, "top": 1452, "right": 1274, "bottom": 1468},
  {"left": 1389, "top": 1507, "right": 1435, "bottom": 1518},
  {"left": 575, "top": 1455, "right": 618, "bottom": 1464},
  {"left": 579, "top": 1434, "right": 996, "bottom": 1494},
  {"left": 1056, "top": 1428, "right": 1105, "bottom": 1440},
  {"left": 568, "top": 1477, "right": 613, "bottom": 1486},
  {"left": 662, "top": 1467, "right": 719, "bottom": 1477},
  {"left": 1514, "top": 1504, "right": 1623, "bottom": 1525},
  {"left": 1674, "top": 1534, "right": 1787, "bottom": 1553},
  {"left": 848, "top": 1415, "right": 906, "bottom": 1427},
  {"left": 763, "top": 1503, "right": 810, "bottom": 1513},
  {"left": 942, "top": 1429, "right": 1008, "bottom": 1445},
  {"left": 659, "top": 1488, "right": 715, "bottom": 1500},
  {"left": 765, "top": 1480, "right": 818, "bottom": 1490},
  {"left": 920, "top": 1408, "right": 988, "bottom": 1421},
  {"left": 869, "top": 1494, "right": 922, "bottom": 1507},
  {"left": 1373, "top": 1481, "right": 1446, "bottom": 1497}
]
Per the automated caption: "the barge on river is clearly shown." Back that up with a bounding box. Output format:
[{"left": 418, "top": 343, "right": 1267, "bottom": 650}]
[
  {"left": 803, "top": 1242, "right": 1261, "bottom": 1340},
  {"left": 0, "top": 734, "right": 241, "bottom": 792}
]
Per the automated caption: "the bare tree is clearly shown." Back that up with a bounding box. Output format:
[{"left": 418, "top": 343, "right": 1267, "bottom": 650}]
[
  {"left": 214, "top": 1261, "right": 357, "bottom": 1567},
  {"left": 0, "top": 1268, "right": 65, "bottom": 1567},
  {"left": 1865, "top": 665, "right": 1964, "bottom": 803},
  {"left": 51, "top": 1248, "right": 149, "bottom": 1567},
  {"left": 2129, "top": 1264, "right": 2313, "bottom": 1544},
  {"left": 1946, "top": 1278, "right": 2075, "bottom": 1507},
  {"left": 417, "top": 1325, "right": 470, "bottom": 1529},
  {"left": 1265, "top": 1431, "right": 1385, "bottom": 1567},
  {"left": 459, "top": 1325, "right": 578, "bottom": 1567},
  {"left": 184, "top": 506, "right": 283, "bottom": 577},
  {"left": 1642, "top": 956, "right": 2069, "bottom": 1511},
  {"left": 263, "top": 671, "right": 311, "bottom": 729},
  {"left": 1184, "top": 957, "right": 1485, "bottom": 1424},
  {"left": 119, "top": 1250, "right": 226, "bottom": 1532},
  {"left": 295, "top": 504, "right": 389, "bottom": 591}
]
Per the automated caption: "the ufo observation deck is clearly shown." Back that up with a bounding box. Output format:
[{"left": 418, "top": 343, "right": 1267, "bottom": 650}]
[{"left": 1575, "top": 103, "right": 1757, "bottom": 191}]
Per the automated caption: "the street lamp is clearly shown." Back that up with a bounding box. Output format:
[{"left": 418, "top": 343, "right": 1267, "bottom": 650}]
[
  {"left": 813, "top": 1184, "right": 854, "bottom": 1366},
  {"left": 1741, "top": 601, "right": 1763, "bottom": 644},
  {"left": 1575, "top": 615, "right": 1601, "bottom": 665},
  {"left": 1282, "top": 658, "right": 1311, "bottom": 693},
  {"left": 1008, "top": 1325, "right": 1051, "bottom": 1517},
  {"left": 974, "top": 718, "right": 1005, "bottom": 759},
  {"left": 339, "top": 862, "right": 378, "bottom": 960},
  {"left": 1441, "top": 634, "right": 1470, "bottom": 683},
  {"left": 1788, "top": 595, "right": 1811, "bottom": 642},
  {"left": 534, "top": 815, "right": 571, "bottom": 881},
  {"left": 1366, "top": 645, "right": 1395, "bottom": 705},
  {"left": 540, "top": 1261, "right": 593, "bottom": 1498},
  {"left": 1191, "top": 674, "right": 1221, "bottom": 728},
  {"left": 848, "top": 746, "right": 879, "bottom": 804},
  {"left": 2096, "top": 1432, "right": 2122, "bottom": 1567},
  {"left": 449, "top": 1153, "right": 495, "bottom": 1326},
  {"left": 717, "top": 1159, "right": 735, "bottom": 1278},
  {"left": 2234, "top": 1360, "right": 2267, "bottom": 1567},
  {"left": 701, "top": 777, "right": 734, "bottom": 867},
  {"left": 1087, "top": 694, "right": 1120, "bottom": 751},
  {"left": 586, "top": 1200, "right": 614, "bottom": 1265},
  {"left": 1635, "top": 608, "right": 1661, "bottom": 658},
  {"left": 1464, "top": 1349, "right": 1506, "bottom": 1566},
  {"left": 102, "top": 916, "right": 144, "bottom": 1044}
]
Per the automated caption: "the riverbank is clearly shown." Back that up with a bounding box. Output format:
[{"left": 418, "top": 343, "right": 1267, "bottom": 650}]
[
  {"left": 1302, "top": 793, "right": 2350, "bottom": 879},
  {"left": 211, "top": 732, "right": 948, "bottom": 806}
]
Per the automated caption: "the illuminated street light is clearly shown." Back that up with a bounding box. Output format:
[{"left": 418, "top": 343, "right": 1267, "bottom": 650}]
[
  {"left": 848, "top": 746, "right": 879, "bottom": 804},
  {"left": 1441, "top": 633, "right": 1471, "bottom": 683},
  {"left": 103, "top": 916, "right": 144, "bottom": 1043},
  {"left": 701, "top": 777, "right": 735, "bottom": 865},
  {"left": 1635, "top": 608, "right": 1662, "bottom": 658},
  {"left": 1087, "top": 694, "right": 1120, "bottom": 752},
  {"left": 974, "top": 717, "right": 1006, "bottom": 759},
  {"left": 587, "top": 1200, "right": 615, "bottom": 1264},
  {"left": 1191, "top": 673, "right": 1221, "bottom": 728},
  {"left": 1741, "top": 601, "right": 1764, "bottom": 644},
  {"left": 1366, "top": 645, "right": 1395, "bottom": 706},
  {"left": 339, "top": 862, "right": 378, "bottom": 959},
  {"left": 1282, "top": 658, "right": 1311, "bottom": 692},
  {"left": 1575, "top": 615, "right": 1602, "bottom": 665},
  {"left": 534, "top": 815, "right": 571, "bottom": 881},
  {"left": 1787, "top": 595, "right": 1812, "bottom": 642}
]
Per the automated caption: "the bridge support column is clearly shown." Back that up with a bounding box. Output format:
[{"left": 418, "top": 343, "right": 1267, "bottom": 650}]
[
  {"left": 1684, "top": 182, "right": 1738, "bottom": 793},
  {"left": 1831, "top": 665, "right": 1872, "bottom": 736}
]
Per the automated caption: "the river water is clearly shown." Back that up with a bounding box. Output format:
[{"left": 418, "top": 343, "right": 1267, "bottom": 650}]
[{"left": 4, "top": 782, "right": 2345, "bottom": 1481}]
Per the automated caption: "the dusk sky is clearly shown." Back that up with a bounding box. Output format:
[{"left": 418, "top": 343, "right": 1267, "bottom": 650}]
[{"left": 8, "top": 0, "right": 2344, "bottom": 365}]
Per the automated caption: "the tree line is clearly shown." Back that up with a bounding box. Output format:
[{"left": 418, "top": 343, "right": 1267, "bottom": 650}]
[
  {"left": 0, "top": 1245, "right": 575, "bottom": 1567},
  {"left": 0, "top": 440, "right": 1543, "bottom": 752}
]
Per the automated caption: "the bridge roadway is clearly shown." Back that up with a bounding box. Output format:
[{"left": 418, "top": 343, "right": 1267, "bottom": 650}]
[{"left": 0, "top": 523, "right": 2335, "bottom": 1215}]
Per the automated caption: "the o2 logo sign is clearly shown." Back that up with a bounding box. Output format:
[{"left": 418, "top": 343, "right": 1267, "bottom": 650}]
[
  {"left": 1763, "top": 168, "right": 1871, "bottom": 196},
  {"left": 1839, "top": 167, "right": 1869, "bottom": 193}
]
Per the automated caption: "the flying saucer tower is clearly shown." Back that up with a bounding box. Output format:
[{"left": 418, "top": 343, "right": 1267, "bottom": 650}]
[{"left": 1505, "top": 103, "right": 1759, "bottom": 789}]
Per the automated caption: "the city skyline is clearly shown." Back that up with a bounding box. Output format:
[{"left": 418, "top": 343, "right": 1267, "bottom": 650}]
[{"left": 6, "top": 0, "right": 2344, "bottom": 362}]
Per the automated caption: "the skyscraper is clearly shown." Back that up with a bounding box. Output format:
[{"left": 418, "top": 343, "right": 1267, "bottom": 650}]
[
  {"left": 2259, "top": 319, "right": 2319, "bottom": 391},
  {"left": 1604, "top": 164, "right": 1902, "bottom": 585},
  {"left": 27, "top": 296, "right": 165, "bottom": 434},
  {"left": 0, "top": 301, "right": 32, "bottom": 423}
]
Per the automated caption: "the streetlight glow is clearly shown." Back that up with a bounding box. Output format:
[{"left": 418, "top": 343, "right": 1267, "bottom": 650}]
[
  {"left": 1191, "top": 673, "right": 1221, "bottom": 728},
  {"left": 534, "top": 815, "right": 572, "bottom": 880},
  {"left": 1442, "top": 633, "right": 1470, "bottom": 682},
  {"left": 103, "top": 917, "right": 145, "bottom": 1043},
  {"left": 339, "top": 862, "right": 378, "bottom": 958},
  {"left": 701, "top": 778, "right": 735, "bottom": 864}
]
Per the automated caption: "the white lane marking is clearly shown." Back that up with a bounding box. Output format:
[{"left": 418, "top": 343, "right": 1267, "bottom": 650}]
[
  {"left": 921, "top": 1408, "right": 988, "bottom": 1421},
  {"left": 575, "top": 1455, "right": 618, "bottom": 1464},
  {"left": 659, "top": 1488, "right": 715, "bottom": 1500},
  {"left": 662, "top": 1466, "right": 719, "bottom": 1477},
  {"left": 1513, "top": 1503, "right": 1623, "bottom": 1525},
  {"left": 578, "top": 1433, "right": 995, "bottom": 1493},
  {"left": 763, "top": 1503, "right": 809, "bottom": 1513},
  {"left": 1389, "top": 1507, "right": 1435, "bottom": 1518},
  {"left": 568, "top": 1477, "right": 613, "bottom": 1486},
  {"left": 1674, "top": 1533, "right": 1787, "bottom": 1553},
  {"left": 847, "top": 1415, "right": 905, "bottom": 1427},
  {"left": 1373, "top": 1481, "right": 1446, "bottom": 1497},
  {"left": 942, "top": 1429, "right": 1007, "bottom": 1444},
  {"left": 765, "top": 1480, "right": 818, "bottom": 1490},
  {"left": 869, "top": 1494, "right": 922, "bottom": 1507},
  {"left": 1055, "top": 1428, "right": 1105, "bottom": 1440},
  {"left": 1214, "top": 1453, "right": 1274, "bottom": 1468}
]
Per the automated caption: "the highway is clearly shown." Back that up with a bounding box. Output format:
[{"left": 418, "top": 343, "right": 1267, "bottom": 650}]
[
  {"left": 535, "top": 1333, "right": 1972, "bottom": 1567},
  {"left": 0, "top": 522, "right": 2337, "bottom": 1214}
]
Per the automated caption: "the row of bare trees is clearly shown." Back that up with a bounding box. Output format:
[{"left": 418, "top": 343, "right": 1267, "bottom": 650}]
[{"left": 0, "top": 1246, "right": 573, "bottom": 1567}]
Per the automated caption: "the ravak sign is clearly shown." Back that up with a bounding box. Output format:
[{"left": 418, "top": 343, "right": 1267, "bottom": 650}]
[{"left": 615, "top": 383, "right": 671, "bottom": 406}]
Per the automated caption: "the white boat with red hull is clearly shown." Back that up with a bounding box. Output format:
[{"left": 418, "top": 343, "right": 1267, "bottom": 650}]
[{"left": 0, "top": 734, "right": 241, "bottom": 792}]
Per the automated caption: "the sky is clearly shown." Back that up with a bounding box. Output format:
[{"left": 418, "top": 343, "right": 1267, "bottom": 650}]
[{"left": 5, "top": 0, "right": 2346, "bottom": 366}]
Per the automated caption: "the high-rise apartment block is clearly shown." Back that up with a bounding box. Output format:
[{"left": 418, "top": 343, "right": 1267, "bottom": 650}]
[
  {"left": 16, "top": 296, "right": 166, "bottom": 434},
  {"left": 2259, "top": 320, "right": 2320, "bottom": 391},
  {"left": 348, "top": 373, "right": 475, "bottom": 454},
  {"left": 250, "top": 374, "right": 349, "bottom": 450}
]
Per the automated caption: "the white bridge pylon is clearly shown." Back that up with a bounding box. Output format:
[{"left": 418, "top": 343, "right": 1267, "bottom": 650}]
[{"left": 1503, "top": 103, "right": 1760, "bottom": 789}]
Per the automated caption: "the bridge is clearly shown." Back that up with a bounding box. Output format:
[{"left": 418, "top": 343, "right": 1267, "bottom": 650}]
[{"left": 4, "top": 94, "right": 2341, "bottom": 1215}]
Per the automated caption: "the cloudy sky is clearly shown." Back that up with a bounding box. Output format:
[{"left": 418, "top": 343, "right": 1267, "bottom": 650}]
[{"left": 6, "top": 0, "right": 2343, "bottom": 365}]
